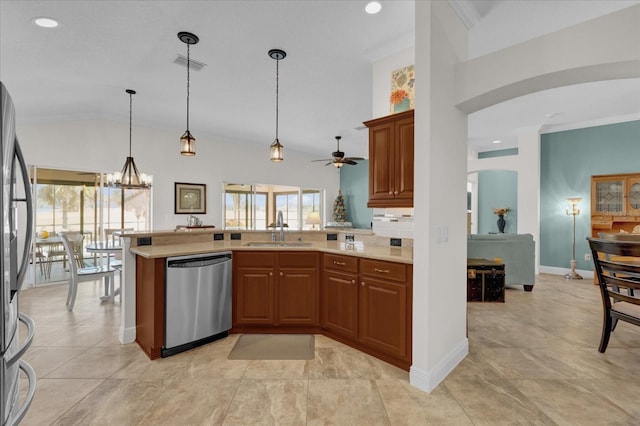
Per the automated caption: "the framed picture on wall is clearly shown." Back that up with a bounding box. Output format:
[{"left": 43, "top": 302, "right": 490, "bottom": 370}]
[{"left": 175, "top": 182, "right": 206, "bottom": 214}]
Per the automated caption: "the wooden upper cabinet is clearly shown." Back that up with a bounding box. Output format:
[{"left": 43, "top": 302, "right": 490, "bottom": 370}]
[
  {"left": 591, "top": 173, "right": 640, "bottom": 236},
  {"left": 364, "top": 109, "right": 414, "bottom": 208}
]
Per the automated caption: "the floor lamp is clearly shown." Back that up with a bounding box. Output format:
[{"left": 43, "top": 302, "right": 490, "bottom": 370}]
[{"left": 565, "top": 197, "right": 583, "bottom": 279}]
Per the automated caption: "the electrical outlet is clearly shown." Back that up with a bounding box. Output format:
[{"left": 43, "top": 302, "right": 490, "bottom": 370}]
[{"left": 584, "top": 253, "right": 592, "bottom": 261}]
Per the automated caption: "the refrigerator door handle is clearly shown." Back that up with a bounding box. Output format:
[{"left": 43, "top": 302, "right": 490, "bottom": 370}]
[
  {"left": 6, "top": 313, "right": 35, "bottom": 366},
  {"left": 13, "top": 360, "right": 37, "bottom": 425},
  {"left": 13, "top": 137, "right": 34, "bottom": 289}
]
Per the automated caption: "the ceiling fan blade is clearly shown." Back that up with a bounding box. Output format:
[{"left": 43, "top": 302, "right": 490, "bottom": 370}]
[
  {"left": 343, "top": 160, "right": 358, "bottom": 165},
  {"left": 344, "top": 157, "right": 365, "bottom": 161},
  {"left": 312, "top": 158, "right": 333, "bottom": 162},
  {"left": 325, "top": 162, "right": 333, "bottom": 166}
]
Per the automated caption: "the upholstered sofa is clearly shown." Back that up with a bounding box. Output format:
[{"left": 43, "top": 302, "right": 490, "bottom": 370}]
[{"left": 467, "top": 233, "right": 536, "bottom": 291}]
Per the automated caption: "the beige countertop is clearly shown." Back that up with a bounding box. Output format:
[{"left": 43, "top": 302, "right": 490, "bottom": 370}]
[{"left": 129, "top": 240, "right": 413, "bottom": 264}]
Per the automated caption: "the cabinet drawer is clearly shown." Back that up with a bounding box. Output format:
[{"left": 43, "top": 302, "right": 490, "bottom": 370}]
[
  {"left": 324, "top": 253, "right": 358, "bottom": 273},
  {"left": 360, "top": 259, "right": 406, "bottom": 282},
  {"left": 278, "top": 252, "right": 318, "bottom": 268},
  {"left": 235, "top": 251, "right": 275, "bottom": 267}
]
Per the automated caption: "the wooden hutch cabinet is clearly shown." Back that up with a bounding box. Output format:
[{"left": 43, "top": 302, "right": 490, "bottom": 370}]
[
  {"left": 363, "top": 109, "right": 414, "bottom": 208},
  {"left": 591, "top": 173, "right": 640, "bottom": 236}
]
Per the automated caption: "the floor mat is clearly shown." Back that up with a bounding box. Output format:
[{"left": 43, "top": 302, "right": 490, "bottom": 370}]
[{"left": 227, "top": 334, "right": 315, "bottom": 360}]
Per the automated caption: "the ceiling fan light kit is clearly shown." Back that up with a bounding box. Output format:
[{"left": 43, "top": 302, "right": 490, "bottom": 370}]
[
  {"left": 178, "top": 31, "right": 199, "bottom": 156},
  {"left": 269, "top": 48, "right": 286, "bottom": 162},
  {"left": 312, "top": 136, "right": 364, "bottom": 168}
]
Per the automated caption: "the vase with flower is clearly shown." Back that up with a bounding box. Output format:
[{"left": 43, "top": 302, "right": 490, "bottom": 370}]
[{"left": 493, "top": 207, "right": 511, "bottom": 233}]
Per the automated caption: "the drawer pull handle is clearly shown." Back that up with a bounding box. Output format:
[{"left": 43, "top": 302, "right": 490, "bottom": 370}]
[
  {"left": 269, "top": 272, "right": 273, "bottom": 276},
  {"left": 351, "top": 280, "right": 356, "bottom": 285},
  {"left": 361, "top": 282, "right": 365, "bottom": 286},
  {"left": 280, "top": 272, "right": 284, "bottom": 277},
  {"left": 374, "top": 268, "right": 390, "bottom": 273},
  {"left": 333, "top": 261, "right": 346, "bottom": 266}
]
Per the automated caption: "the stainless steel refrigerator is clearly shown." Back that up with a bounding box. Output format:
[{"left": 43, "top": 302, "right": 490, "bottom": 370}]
[{"left": 1, "top": 81, "right": 36, "bottom": 425}]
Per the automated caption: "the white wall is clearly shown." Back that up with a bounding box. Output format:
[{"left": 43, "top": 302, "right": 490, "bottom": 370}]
[
  {"left": 17, "top": 119, "right": 340, "bottom": 229},
  {"left": 411, "top": 1, "right": 469, "bottom": 393},
  {"left": 456, "top": 4, "right": 640, "bottom": 114},
  {"left": 372, "top": 47, "right": 415, "bottom": 118}
]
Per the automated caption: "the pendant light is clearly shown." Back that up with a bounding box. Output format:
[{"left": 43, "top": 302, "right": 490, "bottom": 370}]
[
  {"left": 106, "top": 89, "right": 152, "bottom": 188},
  {"left": 178, "top": 31, "right": 199, "bottom": 156},
  {"left": 269, "top": 49, "right": 286, "bottom": 162}
]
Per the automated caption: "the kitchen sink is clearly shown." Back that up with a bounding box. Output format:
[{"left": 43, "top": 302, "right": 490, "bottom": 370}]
[{"left": 243, "top": 242, "right": 314, "bottom": 247}]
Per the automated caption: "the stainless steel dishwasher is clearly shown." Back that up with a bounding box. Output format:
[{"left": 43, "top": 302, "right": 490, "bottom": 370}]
[{"left": 163, "top": 252, "right": 232, "bottom": 357}]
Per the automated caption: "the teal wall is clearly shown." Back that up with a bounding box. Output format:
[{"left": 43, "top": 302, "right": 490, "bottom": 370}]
[
  {"left": 340, "top": 161, "right": 373, "bottom": 229},
  {"left": 540, "top": 120, "right": 640, "bottom": 271},
  {"left": 478, "top": 170, "right": 518, "bottom": 234}
]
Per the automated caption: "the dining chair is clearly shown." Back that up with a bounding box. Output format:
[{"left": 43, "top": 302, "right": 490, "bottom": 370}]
[
  {"left": 59, "top": 233, "right": 118, "bottom": 311},
  {"left": 45, "top": 231, "right": 85, "bottom": 278},
  {"left": 104, "top": 227, "right": 134, "bottom": 268},
  {"left": 587, "top": 237, "right": 640, "bottom": 353}
]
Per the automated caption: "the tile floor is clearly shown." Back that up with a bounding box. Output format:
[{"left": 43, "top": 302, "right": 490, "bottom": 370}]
[{"left": 17, "top": 273, "right": 640, "bottom": 425}]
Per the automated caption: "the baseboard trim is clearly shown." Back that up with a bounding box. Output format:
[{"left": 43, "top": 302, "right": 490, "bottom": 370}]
[
  {"left": 539, "top": 266, "right": 593, "bottom": 279},
  {"left": 409, "top": 337, "right": 468, "bottom": 393},
  {"left": 119, "top": 326, "right": 136, "bottom": 344}
]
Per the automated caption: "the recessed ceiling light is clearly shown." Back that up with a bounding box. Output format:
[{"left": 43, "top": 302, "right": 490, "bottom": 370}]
[
  {"left": 492, "top": 140, "right": 501, "bottom": 144},
  {"left": 33, "top": 17, "right": 59, "bottom": 28},
  {"left": 364, "top": 1, "right": 382, "bottom": 15}
]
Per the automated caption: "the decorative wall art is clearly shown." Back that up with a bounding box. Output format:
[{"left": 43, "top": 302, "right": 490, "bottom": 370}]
[
  {"left": 389, "top": 64, "right": 415, "bottom": 114},
  {"left": 175, "top": 182, "right": 206, "bottom": 214}
]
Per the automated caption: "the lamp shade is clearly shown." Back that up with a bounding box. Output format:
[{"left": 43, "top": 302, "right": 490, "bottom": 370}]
[{"left": 306, "top": 211, "right": 322, "bottom": 226}]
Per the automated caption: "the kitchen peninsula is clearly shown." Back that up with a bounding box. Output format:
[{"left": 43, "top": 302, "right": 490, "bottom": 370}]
[{"left": 120, "top": 228, "right": 414, "bottom": 369}]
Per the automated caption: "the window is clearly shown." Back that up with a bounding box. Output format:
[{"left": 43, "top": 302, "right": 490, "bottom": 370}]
[
  {"left": 223, "top": 182, "right": 323, "bottom": 230},
  {"left": 224, "top": 185, "right": 268, "bottom": 230}
]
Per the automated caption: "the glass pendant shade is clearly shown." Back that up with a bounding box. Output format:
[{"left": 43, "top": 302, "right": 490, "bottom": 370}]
[
  {"left": 180, "top": 130, "right": 196, "bottom": 156},
  {"left": 178, "top": 32, "right": 199, "bottom": 156},
  {"left": 269, "top": 49, "right": 286, "bottom": 162},
  {"left": 270, "top": 139, "right": 284, "bottom": 162},
  {"left": 108, "top": 89, "right": 151, "bottom": 189}
]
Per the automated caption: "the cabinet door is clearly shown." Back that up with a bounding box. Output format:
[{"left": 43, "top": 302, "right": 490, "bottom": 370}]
[
  {"left": 322, "top": 270, "right": 358, "bottom": 339},
  {"left": 277, "top": 267, "right": 318, "bottom": 325},
  {"left": 592, "top": 177, "right": 624, "bottom": 214},
  {"left": 359, "top": 277, "right": 407, "bottom": 359},
  {"left": 367, "top": 122, "right": 394, "bottom": 205},
  {"left": 235, "top": 267, "right": 275, "bottom": 324},
  {"left": 393, "top": 116, "right": 414, "bottom": 205},
  {"left": 627, "top": 177, "right": 640, "bottom": 213}
]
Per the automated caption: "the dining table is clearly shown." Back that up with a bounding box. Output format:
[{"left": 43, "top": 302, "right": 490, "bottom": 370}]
[{"left": 85, "top": 241, "right": 123, "bottom": 301}]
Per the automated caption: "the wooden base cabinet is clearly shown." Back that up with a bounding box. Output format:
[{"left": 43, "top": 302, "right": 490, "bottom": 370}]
[
  {"left": 233, "top": 251, "right": 319, "bottom": 328},
  {"left": 322, "top": 255, "right": 359, "bottom": 339},
  {"left": 322, "top": 254, "right": 412, "bottom": 370}
]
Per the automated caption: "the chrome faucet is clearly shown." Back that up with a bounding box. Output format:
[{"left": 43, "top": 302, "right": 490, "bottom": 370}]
[{"left": 276, "top": 210, "right": 284, "bottom": 242}]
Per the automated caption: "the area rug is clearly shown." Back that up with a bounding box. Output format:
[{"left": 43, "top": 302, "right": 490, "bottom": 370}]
[{"left": 227, "top": 334, "right": 315, "bottom": 360}]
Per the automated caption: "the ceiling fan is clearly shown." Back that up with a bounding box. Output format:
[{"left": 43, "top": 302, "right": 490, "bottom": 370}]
[{"left": 312, "top": 136, "right": 364, "bottom": 168}]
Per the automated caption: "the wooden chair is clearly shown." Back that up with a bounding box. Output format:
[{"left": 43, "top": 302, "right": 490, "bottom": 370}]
[
  {"left": 104, "top": 228, "right": 133, "bottom": 268},
  {"left": 59, "top": 233, "right": 118, "bottom": 311},
  {"left": 587, "top": 237, "right": 640, "bottom": 353}
]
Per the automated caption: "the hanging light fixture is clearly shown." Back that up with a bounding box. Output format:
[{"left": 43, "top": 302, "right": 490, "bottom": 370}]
[
  {"left": 269, "top": 49, "right": 286, "bottom": 162},
  {"left": 106, "top": 89, "right": 152, "bottom": 188},
  {"left": 178, "top": 31, "right": 199, "bottom": 156}
]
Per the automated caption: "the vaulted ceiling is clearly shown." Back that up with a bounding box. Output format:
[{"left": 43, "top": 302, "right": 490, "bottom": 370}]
[{"left": 1, "top": 1, "right": 638, "bottom": 159}]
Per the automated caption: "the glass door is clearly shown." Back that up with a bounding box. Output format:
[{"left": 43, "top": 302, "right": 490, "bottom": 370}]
[{"left": 29, "top": 167, "right": 152, "bottom": 286}]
